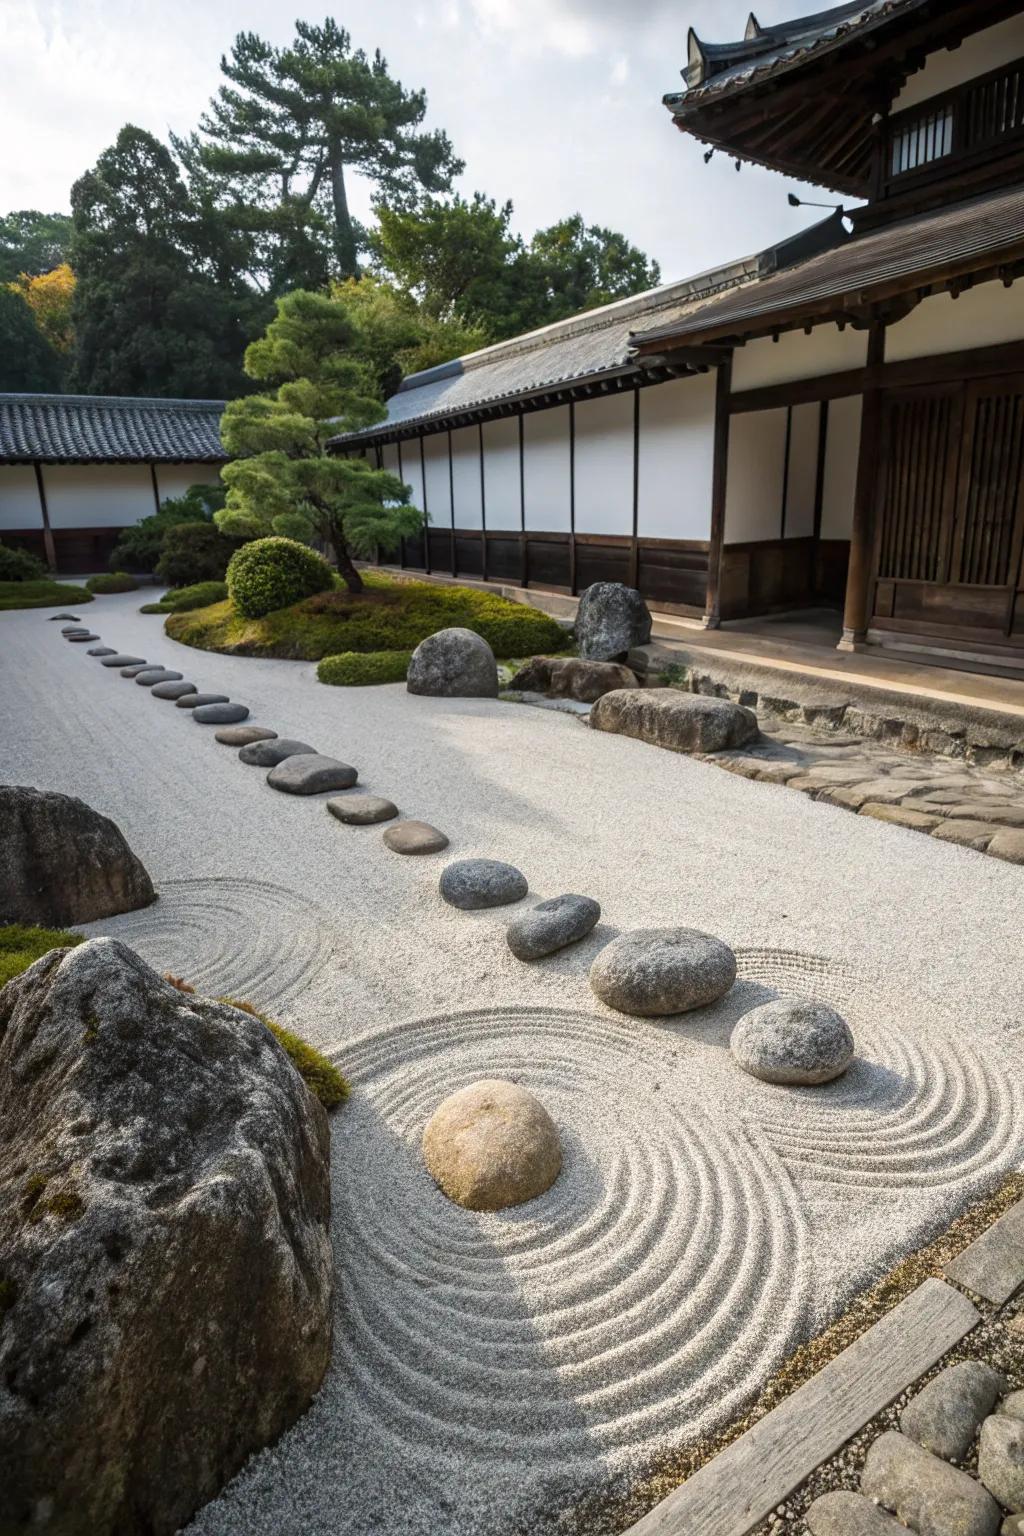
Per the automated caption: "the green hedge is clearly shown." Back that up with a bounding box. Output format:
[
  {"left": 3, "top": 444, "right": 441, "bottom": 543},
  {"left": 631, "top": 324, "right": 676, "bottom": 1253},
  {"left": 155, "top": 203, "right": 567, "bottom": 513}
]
[
  {"left": 318, "top": 649, "right": 412, "bottom": 686},
  {"left": 0, "top": 924, "right": 84, "bottom": 989},
  {"left": 0, "top": 542, "right": 46, "bottom": 582},
  {"left": 227, "top": 537, "right": 334, "bottom": 619},
  {"left": 140, "top": 580, "right": 228, "bottom": 615},
  {"left": 155, "top": 521, "right": 246, "bottom": 587},
  {"left": 0, "top": 580, "right": 93, "bottom": 611},
  {"left": 86, "top": 571, "right": 138, "bottom": 594}
]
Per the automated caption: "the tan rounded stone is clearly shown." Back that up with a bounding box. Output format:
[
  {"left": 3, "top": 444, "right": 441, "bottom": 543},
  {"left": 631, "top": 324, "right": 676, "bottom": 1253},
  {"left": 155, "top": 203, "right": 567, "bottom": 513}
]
[{"left": 422, "top": 1079, "right": 562, "bottom": 1212}]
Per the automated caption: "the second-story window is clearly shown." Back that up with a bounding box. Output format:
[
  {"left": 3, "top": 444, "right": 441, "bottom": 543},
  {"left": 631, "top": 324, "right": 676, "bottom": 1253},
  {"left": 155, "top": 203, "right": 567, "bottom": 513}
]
[{"left": 890, "top": 103, "right": 954, "bottom": 176}]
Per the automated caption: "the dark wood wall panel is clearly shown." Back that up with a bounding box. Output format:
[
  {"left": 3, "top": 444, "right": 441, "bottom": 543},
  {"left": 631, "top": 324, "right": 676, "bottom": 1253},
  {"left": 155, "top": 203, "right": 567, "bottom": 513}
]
[
  {"left": 637, "top": 542, "right": 708, "bottom": 610},
  {"left": 486, "top": 536, "right": 522, "bottom": 581},
  {"left": 400, "top": 531, "right": 426, "bottom": 569},
  {"left": 427, "top": 529, "right": 453, "bottom": 573},
  {"left": 719, "top": 538, "right": 818, "bottom": 621},
  {"left": 525, "top": 536, "right": 571, "bottom": 590},
  {"left": 453, "top": 532, "right": 484, "bottom": 577},
  {"left": 575, "top": 540, "right": 631, "bottom": 591},
  {"left": 876, "top": 391, "right": 957, "bottom": 584},
  {"left": 951, "top": 386, "right": 1024, "bottom": 587}
]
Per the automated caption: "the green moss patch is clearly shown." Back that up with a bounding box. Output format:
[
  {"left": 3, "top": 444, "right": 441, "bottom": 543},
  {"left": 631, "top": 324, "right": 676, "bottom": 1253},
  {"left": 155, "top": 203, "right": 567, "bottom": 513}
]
[
  {"left": 86, "top": 571, "right": 138, "bottom": 593},
  {"left": 318, "top": 649, "right": 411, "bottom": 686},
  {"left": 0, "top": 924, "right": 84, "bottom": 989},
  {"left": 220, "top": 997, "right": 349, "bottom": 1110},
  {"left": 140, "top": 580, "right": 228, "bottom": 615},
  {"left": 0, "top": 580, "right": 93, "bottom": 611}
]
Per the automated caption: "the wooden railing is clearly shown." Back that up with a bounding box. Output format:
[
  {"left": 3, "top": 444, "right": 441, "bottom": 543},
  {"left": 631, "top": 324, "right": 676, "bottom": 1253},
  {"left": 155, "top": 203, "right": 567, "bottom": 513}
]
[{"left": 883, "top": 55, "right": 1024, "bottom": 193}]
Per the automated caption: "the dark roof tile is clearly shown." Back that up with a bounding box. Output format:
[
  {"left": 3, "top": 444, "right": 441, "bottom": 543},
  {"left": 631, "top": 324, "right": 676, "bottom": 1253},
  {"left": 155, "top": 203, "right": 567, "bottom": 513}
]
[{"left": 0, "top": 394, "right": 227, "bottom": 463}]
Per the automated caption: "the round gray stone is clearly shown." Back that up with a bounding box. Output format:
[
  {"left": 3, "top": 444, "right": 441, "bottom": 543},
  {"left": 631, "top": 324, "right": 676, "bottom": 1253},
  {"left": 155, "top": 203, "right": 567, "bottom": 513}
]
[
  {"left": 589, "top": 927, "right": 737, "bottom": 1017},
  {"left": 150, "top": 680, "right": 199, "bottom": 700},
  {"left": 66, "top": 633, "right": 100, "bottom": 642},
  {"left": 901, "top": 1362, "right": 1007, "bottom": 1463},
  {"left": 326, "top": 794, "right": 398, "bottom": 826},
  {"left": 979, "top": 1414, "right": 1024, "bottom": 1513},
  {"left": 238, "top": 738, "right": 315, "bottom": 767},
  {"left": 507, "top": 894, "right": 601, "bottom": 962},
  {"left": 382, "top": 821, "right": 449, "bottom": 855},
  {"left": 135, "top": 669, "right": 183, "bottom": 686},
  {"left": 99, "top": 655, "right": 146, "bottom": 668},
  {"left": 120, "top": 664, "right": 153, "bottom": 678},
  {"left": 266, "top": 754, "right": 357, "bottom": 794},
  {"left": 50, "top": 614, "right": 79, "bottom": 621},
  {"left": 87, "top": 647, "right": 117, "bottom": 657},
  {"left": 574, "top": 582, "right": 652, "bottom": 660},
  {"left": 731, "top": 998, "right": 854, "bottom": 1085},
  {"left": 215, "top": 726, "right": 278, "bottom": 747},
  {"left": 806, "top": 1491, "right": 910, "bottom": 1535},
  {"left": 175, "top": 693, "right": 229, "bottom": 709},
  {"left": 407, "top": 627, "right": 498, "bottom": 698},
  {"left": 193, "top": 702, "right": 250, "bottom": 725},
  {"left": 439, "top": 859, "right": 528, "bottom": 911}
]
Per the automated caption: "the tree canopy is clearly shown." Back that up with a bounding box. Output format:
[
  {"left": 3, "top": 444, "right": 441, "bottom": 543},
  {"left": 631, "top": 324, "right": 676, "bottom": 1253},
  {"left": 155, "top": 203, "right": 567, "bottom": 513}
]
[
  {"left": 0, "top": 211, "right": 72, "bottom": 283},
  {"left": 9, "top": 264, "right": 75, "bottom": 354},
  {"left": 0, "top": 287, "right": 63, "bottom": 391}
]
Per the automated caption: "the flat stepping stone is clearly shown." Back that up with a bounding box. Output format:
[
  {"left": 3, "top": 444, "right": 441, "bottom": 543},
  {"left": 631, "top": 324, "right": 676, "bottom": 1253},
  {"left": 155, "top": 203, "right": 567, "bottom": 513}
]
[
  {"left": 215, "top": 726, "right": 278, "bottom": 747},
  {"left": 151, "top": 680, "right": 198, "bottom": 700},
  {"left": 806, "top": 1491, "right": 910, "bottom": 1534},
  {"left": 326, "top": 794, "right": 398, "bottom": 826},
  {"left": 87, "top": 646, "right": 117, "bottom": 657},
  {"left": 193, "top": 702, "right": 250, "bottom": 725},
  {"left": 731, "top": 999, "right": 855, "bottom": 1085},
  {"left": 507, "top": 893, "right": 600, "bottom": 961},
  {"left": 175, "top": 693, "right": 229, "bottom": 709},
  {"left": 382, "top": 821, "right": 449, "bottom": 855},
  {"left": 945, "top": 1198, "right": 1024, "bottom": 1304},
  {"left": 440, "top": 858, "right": 528, "bottom": 910},
  {"left": 590, "top": 927, "right": 736, "bottom": 1016},
  {"left": 135, "top": 668, "right": 183, "bottom": 686},
  {"left": 100, "top": 655, "right": 146, "bottom": 668},
  {"left": 121, "top": 664, "right": 154, "bottom": 678},
  {"left": 266, "top": 754, "right": 356, "bottom": 794},
  {"left": 238, "top": 738, "right": 315, "bottom": 767},
  {"left": 66, "top": 633, "right": 100, "bottom": 642},
  {"left": 50, "top": 613, "right": 79, "bottom": 620},
  {"left": 61, "top": 625, "right": 89, "bottom": 635}
]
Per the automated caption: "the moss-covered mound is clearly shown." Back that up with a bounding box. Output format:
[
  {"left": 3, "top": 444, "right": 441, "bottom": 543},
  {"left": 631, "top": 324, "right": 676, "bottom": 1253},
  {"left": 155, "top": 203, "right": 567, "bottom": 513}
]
[
  {"left": 0, "top": 580, "right": 93, "bottom": 611},
  {"left": 86, "top": 572, "right": 138, "bottom": 594},
  {"left": 317, "top": 649, "right": 412, "bottom": 686},
  {"left": 0, "top": 924, "right": 85, "bottom": 988},
  {"left": 166, "top": 571, "right": 566, "bottom": 661},
  {"left": 140, "top": 580, "right": 228, "bottom": 615}
]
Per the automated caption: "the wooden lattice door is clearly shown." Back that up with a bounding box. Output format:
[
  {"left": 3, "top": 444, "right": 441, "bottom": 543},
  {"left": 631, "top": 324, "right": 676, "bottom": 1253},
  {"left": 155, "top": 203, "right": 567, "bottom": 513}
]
[{"left": 872, "top": 374, "right": 1024, "bottom": 644}]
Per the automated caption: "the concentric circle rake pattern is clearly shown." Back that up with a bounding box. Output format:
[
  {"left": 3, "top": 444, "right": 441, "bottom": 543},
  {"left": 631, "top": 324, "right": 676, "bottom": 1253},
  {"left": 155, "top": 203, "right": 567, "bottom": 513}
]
[
  {"left": 85, "top": 877, "right": 336, "bottom": 1008},
  {"left": 735, "top": 948, "right": 1023, "bottom": 1190},
  {"left": 334, "top": 1006, "right": 809, "bottom": 1471}
]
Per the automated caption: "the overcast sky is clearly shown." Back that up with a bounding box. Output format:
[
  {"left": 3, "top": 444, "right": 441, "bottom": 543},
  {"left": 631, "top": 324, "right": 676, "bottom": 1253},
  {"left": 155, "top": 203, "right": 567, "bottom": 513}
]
[{"left": 0, "top": 0, "right": 835, "bottom": 284}]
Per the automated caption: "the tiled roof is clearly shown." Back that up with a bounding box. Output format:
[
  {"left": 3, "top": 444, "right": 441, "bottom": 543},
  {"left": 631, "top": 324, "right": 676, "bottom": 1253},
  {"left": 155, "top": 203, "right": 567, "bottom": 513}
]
[{"left": 0, "top": 394, "right": 227, "bottom": 464}]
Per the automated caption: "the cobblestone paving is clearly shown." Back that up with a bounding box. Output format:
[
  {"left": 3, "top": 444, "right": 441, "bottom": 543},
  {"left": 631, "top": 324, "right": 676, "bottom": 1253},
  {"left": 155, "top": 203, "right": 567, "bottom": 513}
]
[{"left": 701, "top": 722, "right": 1024, "bottom": 866}]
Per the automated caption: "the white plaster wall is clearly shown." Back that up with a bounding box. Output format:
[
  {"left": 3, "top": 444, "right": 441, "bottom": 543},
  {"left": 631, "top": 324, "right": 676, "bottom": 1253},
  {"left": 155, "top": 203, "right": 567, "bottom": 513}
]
[
  {"left": 523, "top": 405, "right": 571, "bottom": 533},
  {"left": 573, "top": 392, "right": 634, "bottom": 536},
  {"left": 449, "top": 425, "right": 483, "bottom": 529},
  {"left": 42, "top": 465, "right": 155, "bottom": 529},
  {"left": 422, "top": 432, "right": 452, "bottom": 525},
  {"left": 894, "top": 17, "right": 1024, "bottom": 111},
  {"left": 636, "top": 373, "right": 716, "bottom": 541},
  {"left": 732, "top": 326, "right": 868, "bottom": 391},
  {"left": 481, "top": 417, "right": 521, "bottom": 531},
  {"left": 724, "top": 409, "right": 787, "bottom": 544},
  {"left": 398, "top": 440, "right": 426, "bottom": 516},
  {"left": 155, "top": 463, "right": 222, "bottom": 503},
  {"left": 885, "top": 283, "right": 1024, "bottom": 363},
  {"left": 0, "top": 465, "right": 43, "bottom": 530},
  {"left": 784, "top": 403, "right": 820, "bottom": 540},
  {"left": 820, "top": 395, "right": 862, "bottom": 541}
]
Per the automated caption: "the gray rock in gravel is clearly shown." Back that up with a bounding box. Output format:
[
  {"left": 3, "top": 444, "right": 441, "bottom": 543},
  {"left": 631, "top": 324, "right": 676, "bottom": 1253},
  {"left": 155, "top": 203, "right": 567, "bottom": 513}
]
[
  {"left": 120, "top": 664, "right": 154, "bottom": 678},
  {"left": 0, "top": 784, "right": 155, "bottom": 926},
  {"left": 0, "top": 939, "right": 332, "bottom": 1536},
  {"left": 326, "top": 794, "right": 398, "bottom": 825},
  {"left": 98, "top": 654, "right": 146, "bottom": 668},
  {"left": 440, "top": 858, "right": 529, "bottom": 910},
  {"left": 574, "top": 581, "right": 652, "bottom": 660},
  {"left": 135, "top": 668, "right": 183, "bottom": 686},
  {"left": 590, "top": 688, "right": 759, "bottom": 754},
  {"left": 50, "top": 613, "right": 79, "bottom": 620},
  {"left": 239, "top": 737, "right": 316, "bottom": 767},
  {"left": 215, "top": 726, "right": 278, "bottom": 747},
  {"left": 175, "top": 693, "right": 229, "bottom": 709},
  {"left": 999, "top": 1391, "right": 1024, "bottom": 1424},
  {"left": 806, "top": 1490, "right": 909, "bottom": 1534},
  {"left": 407, "top": 627, "right": 498, "bottom": 698},
  {"left": 590, "top": 927, "right": 737, "bottom": 1017},
  {"left": 266, "top": 754, "right": 357, "bottom": 794},
  {"left": 507, "top": 656, "right": 639, "bottom": 704},
  {"left": 862, "top": 1430, "right": 1001, "bottom": 1536},
  {"left": 980, "top": 1414, "right": 1024, "bottom": 1513},
  {"left": 382, "top": 821, "right": 450, "bottom": 855},
  {"left": 150, "top": 680, "right": 198, "bottom": 700},
  {"left": 86, "top": 646, "right": 117, "bottom": 657},
  {"left": 1002, "top": 1516, "right": 1024, "bottom": 1536},
  {"left": 193, "top": 702, "right": 250, "bottom": 725},
  {"left": 901, "top": 1361, "right": 1007, "bottom": 1462},
  {"left": 66, "top": 632, "right": 100, "bottom": 642},
  {"left": 507, "top": 894, "right": 601, "bottom": 961},
  {"left": 731, "top": 998, "right": 855, "bottom": 1086},
  {"left": 61, "top": 625, "right": 89, "bottom": 635}
]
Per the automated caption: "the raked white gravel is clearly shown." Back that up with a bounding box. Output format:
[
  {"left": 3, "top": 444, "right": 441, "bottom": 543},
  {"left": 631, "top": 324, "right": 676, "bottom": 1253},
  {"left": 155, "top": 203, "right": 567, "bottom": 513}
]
[{"left": 2, "top": 591, "right": 1023, "bottom": 1536}]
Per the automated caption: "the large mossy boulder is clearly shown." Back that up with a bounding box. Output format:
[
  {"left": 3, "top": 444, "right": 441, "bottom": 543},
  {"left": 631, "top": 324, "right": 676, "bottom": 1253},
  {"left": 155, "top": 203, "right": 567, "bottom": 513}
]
[
  {"left": 574, "top": 582, "right": 652, "bottom": 660},
  {"left": 0, "top": 786, "right": 156, "bottom": 926},
  {"left": 590, "top": 688, "right": 759, "bottom": 754},
  {"left": 0, "top": 939, "right": 333, "bottom": 1536}
]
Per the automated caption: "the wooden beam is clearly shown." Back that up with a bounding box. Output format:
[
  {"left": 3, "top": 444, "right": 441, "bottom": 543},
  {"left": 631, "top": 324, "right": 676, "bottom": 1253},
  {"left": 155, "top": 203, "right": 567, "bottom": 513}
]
[
  {"left": 149, "top": 463, "right": 161, "bottom": 516},
  {"left": 839, "top": 320, "right": 886, "bottom": 650},
  {"left": 630, "top": 386, "right": 641, "bottom": 588},
  {"left": 478, "top": 422, "right": 488, "bottom": 585},
  {"left": 705, "top": 359, "right": 733, "bottom": 629},
  {"left": 33, "top": 462, "right": 57, "bottom": 572}
]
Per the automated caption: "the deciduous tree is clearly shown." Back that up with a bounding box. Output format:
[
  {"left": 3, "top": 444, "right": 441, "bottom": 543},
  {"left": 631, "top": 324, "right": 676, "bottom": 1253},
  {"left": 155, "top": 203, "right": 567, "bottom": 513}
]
[
  {"left": 0, "top": 211, "right": 72, "bottom": 283},
  {"left": 10, "top": 264, "right": 76, "bottom": 353}
]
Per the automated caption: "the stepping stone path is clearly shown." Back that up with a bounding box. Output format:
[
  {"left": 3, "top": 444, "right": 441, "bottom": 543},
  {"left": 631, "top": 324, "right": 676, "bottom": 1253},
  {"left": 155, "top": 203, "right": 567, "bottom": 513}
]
[
  {"left": 589, "top": 926, "right": 737, "bottom": 1016},
  {"left": 238, "top": 738, "right": 315, "bottom": 767},
  {"left": 506, "top": 894, "right": 601, "bottom": 961},
  {"left": 439, "top": 859, "right": 528, "bottom": 910},
  {"left": 731, "top": 998, "right": 855, "bottom": 1085},
  {"left": 266, "top": 755, "right": 357, "bottom": 794},
  {"left": 176, "top": 693, "right": 229, "bottom": 709},
  {"left": 151, "top": 681, "right": 198, "bottom": 700},
  {"left": 100, "top": 655, "right": 145, "bottom": 668},
  {"left": 422, "top": 1080, "right": 561, "bottom": 1211},
  {"left": 326, "top": 794, "right": 398, "bottom": 825},
  {"left": 120, "top": 664, "right": 153, "bottom": 677},
  {"left": 135, "top": 669, "right": 183, "bottom": 686},
  {"left": 382, "top": 821, "right": 449, "bottom": 855},
  {"left": 193, "top": 702, "right": 249, "bottom": 725},
  {"left": 50, "top": 614, "right": 79, "bottom": 621},
  {"left": 66, "top": 633, "right": 99, "bottom": 642},
  {"left": 87, "top": 647, "right": 117, "bottom": 657},
  {"left": 215, "top": 726, "right": 277, "bottom": 747}
]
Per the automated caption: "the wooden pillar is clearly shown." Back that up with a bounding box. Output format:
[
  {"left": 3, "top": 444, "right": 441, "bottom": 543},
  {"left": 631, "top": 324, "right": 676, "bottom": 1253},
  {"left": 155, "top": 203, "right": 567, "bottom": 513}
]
[
  {"left": 519, "top": 411, "right": 528, "bottom": 588},
  {"left": 33, "top": 461, "right": 57, "bottom": 571},
  {"left": 630, "top": 386, "right": 641, "bottom": 589},
  {"left": 838, "top": 322, "right": 886, "bottom": 651},
  {"left": 420, "top": 436, "right": 431, "bottom": 574},
  {"left": 704, "top": 358, "right": 733, "bottom": 629},
  {"left": 478, "top": 422, "right": 488, "bottom": 584},
  {"left": 149, "top": 463, "right": 161, "bottom": 515},
  {"left": 447, "top": 428, "right": 457, "bottom": 576},
  {"left": 396, "top": 439, "right": 406, "bottom": 568},
  {"left": 568, "top": 399, "right": 577, "bottom": 596}
]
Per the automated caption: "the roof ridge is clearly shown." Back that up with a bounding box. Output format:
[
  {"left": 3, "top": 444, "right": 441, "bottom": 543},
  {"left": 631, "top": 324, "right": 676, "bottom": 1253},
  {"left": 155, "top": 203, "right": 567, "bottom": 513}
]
[{"left": 0, "top": 393, "right": 226, "bottom": 410}]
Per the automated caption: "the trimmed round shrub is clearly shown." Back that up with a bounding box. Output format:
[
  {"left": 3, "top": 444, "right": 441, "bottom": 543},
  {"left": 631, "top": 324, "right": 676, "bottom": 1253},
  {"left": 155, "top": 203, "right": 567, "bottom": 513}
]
[
  {"left": 0, "top": 542, "right": 46, "bottom": 582},
  {"left": 317, "top": 650, "right": 411, "bottom": 687},
  {"left": 86, "top": 571, "right": 138, "bottom": 594},
  {"left": 155, "top": 521, "right": 246, "bottom": 587},
  {"left": 227, "top": 537, "right": 334, "bottom": 619}
]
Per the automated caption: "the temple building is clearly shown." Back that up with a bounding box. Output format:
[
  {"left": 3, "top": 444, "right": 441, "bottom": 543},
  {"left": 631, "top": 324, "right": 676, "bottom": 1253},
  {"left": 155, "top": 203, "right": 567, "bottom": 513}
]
[{"left": 336, "top": 0, "right": 1024, "bottom": 673}]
